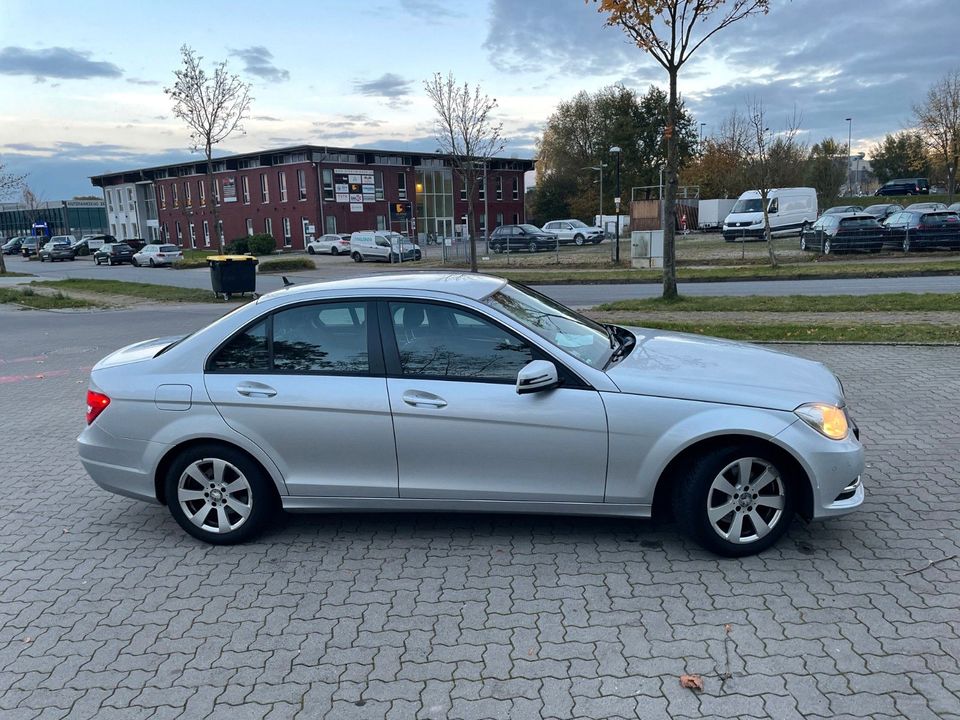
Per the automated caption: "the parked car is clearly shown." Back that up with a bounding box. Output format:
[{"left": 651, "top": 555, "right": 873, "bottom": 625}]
[
  {"left": 882, "top": 210, "right": 960, "bottom": 252},
  {"left": 722, "top": 187, "right": 818, "bottom": 241},
  {"left": 94, "top": 243, "right": 136, "bottom": 265},
  {"left": 307, "top": 233, "right": 352, "bottom": 255},
  {"left": 862, "top": 203, "right": 902, "bottom": 220},
  {"left": 541, "top": 219, "right": 604, "bottom": 245},
  {"left": 2, "top": 237, "right": 24, "bottom": 255},
  {"left": 874, "top": 178, "right": 929, "bottom": 196},
  {"left": 904, "top": 202, "right": 948, "bottom": 212},
  {"left": 799, "top": 214, "right": 884, "bottom": 254},
  {"left": 349, "top": 231, "right": 421, "bottom": 263},
  {"left": 39, "top": 236, "right": 78, "bottom": 262},
  {"left": 948, "top": 202, "right": 960, "bottom": 214},
  {"left": 489, "top": 224, "right": 559, "bottom": 253},
  {"left": 72, "top": 234, "right": 115, "bottom": 256},
  {"left": 20, "top": 237, "right": 42, "bottom": 257},
  {"left": 77, "top": 273, "right": 864, "bottom": 556},
  {"left": 132, "top": 244, "right": 183, "bottom": 267},
  {"left": 822, "top": 205, "right": 864, "bottom": 215}
]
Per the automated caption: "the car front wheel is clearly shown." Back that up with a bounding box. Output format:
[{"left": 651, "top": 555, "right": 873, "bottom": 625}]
[
  {"left": 574, "top": 234, "right": 585, "bottom": 246},
  {"left": 165, "top": 444, "right": 277, "bottom": 545},
  {"left": 528, "top": 241, "right": 538, "bottom": 253},
  {"left": 307, "top": 246, "right": 315, "bottom": 255},
  {"left": 673, "top": 445, "right": 794, "bottom": 557}
]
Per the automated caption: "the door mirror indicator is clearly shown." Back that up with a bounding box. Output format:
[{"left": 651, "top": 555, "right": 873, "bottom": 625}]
[{"left": 516, "top": 360, "right": 559, "bottom": 394}]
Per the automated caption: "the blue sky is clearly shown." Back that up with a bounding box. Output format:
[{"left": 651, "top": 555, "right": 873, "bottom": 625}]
[{"left": 1, "top": 0, "right": 957, "bottom": 199}]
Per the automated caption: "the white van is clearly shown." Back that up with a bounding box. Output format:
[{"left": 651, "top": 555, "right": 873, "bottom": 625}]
[
  {"left": 722, "top": 188, "right": 817, "bottom": 242},
  {"left": 349, "top": 231, "right": 422, "bottom": 263}
]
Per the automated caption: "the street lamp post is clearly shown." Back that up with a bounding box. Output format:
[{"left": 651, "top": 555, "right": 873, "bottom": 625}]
[
  {"left": 610, "top": 146, "right": 622, "bottom": 263},
  {"left": 583, "top": 163, "right": 607, "bottom": 231},
  {"left": 845, "top": 117, "right": 852, "bottom": 195}
]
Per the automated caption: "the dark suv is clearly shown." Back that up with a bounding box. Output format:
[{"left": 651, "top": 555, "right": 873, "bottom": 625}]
[
  {"left": 94, "top": 243, "right": 136, "bottom": 265},
  {"left": 489, "top": 224, "right": 558, "bottom": 253},
  {"left": 874, "top": 178, "right": 929, "bottom": 196},
  {"left": 883, "top": 210, "right": 960, "bottom": 251}
]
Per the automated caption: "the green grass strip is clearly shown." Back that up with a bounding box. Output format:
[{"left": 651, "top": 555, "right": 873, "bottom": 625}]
[
  {"left": 33, "top": 279, "right": 224, "bottom": 303},
  {"left": 606, "top": 320, "right": 960, "bottom": 343},
  {"left": 0, "top": 287, "right": 98, "bottom": 309},
  {"left": 597, "top": 293, "right": 960, "bottom": 313}
]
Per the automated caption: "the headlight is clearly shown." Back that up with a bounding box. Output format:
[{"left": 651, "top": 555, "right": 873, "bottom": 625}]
[{"left": 795, "top": 403, "right": 849, "bottom": 440}]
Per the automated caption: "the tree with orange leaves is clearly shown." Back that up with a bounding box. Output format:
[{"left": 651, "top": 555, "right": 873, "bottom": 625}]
[{"left": 592, "top": 0, "right": 770, "bottom": 298}]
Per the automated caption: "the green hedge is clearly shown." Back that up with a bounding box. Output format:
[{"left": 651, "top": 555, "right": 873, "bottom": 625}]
[
  {"left": 227, "top": 234, "right": 276, "bottom": 256},
  {"left": 258, "top": 257, "right": 315, "bottom": 273}
]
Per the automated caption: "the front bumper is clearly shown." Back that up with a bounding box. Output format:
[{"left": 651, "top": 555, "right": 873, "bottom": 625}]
[{"left": 722, "top": 227, "right": 765, "bottom": 240}]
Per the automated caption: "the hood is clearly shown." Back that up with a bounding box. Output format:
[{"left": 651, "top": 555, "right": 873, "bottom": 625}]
[
  {"left": 94, "top": 335, "right": 185, "bottom": 370},
  {"left": 724, "top": 211, "right": 763, "bottom": 225},
  {"left": 606, "top": 327, "right": 843, "bottom": 411}
]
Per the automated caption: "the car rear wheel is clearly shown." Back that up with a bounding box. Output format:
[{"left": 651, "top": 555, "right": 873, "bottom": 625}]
[
  {"left": 492, "top": 243, "right": 504, "bottom": 254},
  {"left": 673, "top": 445, "right": 794, "bottom": 557},
  {"left": 165, "top": 444, "right": 277, "bottom": 545},
  {"left": 352, "top": 252, "right": 363, "bottom": 263},
  {"left": 330, "top": 247, "right": 338, "bottom": 255},
  {"left": 528, "top": 241, "right": 538, "bottom": 253},
  {"left": 149, "top": 259, "right": 156, "bottom": 267},
  {"left": 307, "top": 246, "right": 315, "bottom": 255},
  {"left": 574, "top": 234, "right": 585, "bottom": 246}
]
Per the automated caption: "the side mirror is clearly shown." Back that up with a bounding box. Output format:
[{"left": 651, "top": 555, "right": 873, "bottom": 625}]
[{"left": 516, "top": 360, "right": 559, "bottom": 394}]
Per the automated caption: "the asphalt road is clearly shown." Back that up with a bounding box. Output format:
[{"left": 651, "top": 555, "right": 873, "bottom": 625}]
[{"left": 5, "top": 254, "right": 960, "bottom": 307}]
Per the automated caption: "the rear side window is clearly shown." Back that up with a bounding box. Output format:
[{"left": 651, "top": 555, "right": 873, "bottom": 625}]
[{"left": 210, "top": 320, "right": 270, "bottom": 371}]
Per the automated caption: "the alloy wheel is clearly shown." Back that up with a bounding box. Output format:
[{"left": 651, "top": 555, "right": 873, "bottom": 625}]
[
  {"left": 706, "top": 457, "right": 786, "bottom": 545},
  {"left": 177, "top": 458, "right": 253, "bottom": 534}
]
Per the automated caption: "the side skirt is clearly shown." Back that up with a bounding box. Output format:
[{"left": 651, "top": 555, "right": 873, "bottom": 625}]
[{"left": 282, "top": 496, "right": 652, "bottom": 518}]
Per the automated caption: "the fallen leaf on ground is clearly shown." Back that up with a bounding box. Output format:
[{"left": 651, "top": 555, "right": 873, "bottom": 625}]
[{"left": 680, "top": 674, "right": 703, "bottom": 691}]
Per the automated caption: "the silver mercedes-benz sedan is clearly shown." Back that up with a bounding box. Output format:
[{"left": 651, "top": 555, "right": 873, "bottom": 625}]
[{"left": 78, "top": 273, "right": 864, "bottom": 556}]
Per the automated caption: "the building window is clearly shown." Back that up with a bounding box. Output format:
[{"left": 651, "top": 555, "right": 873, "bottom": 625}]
[
  {"left": 176, "top": 221, "right": 182, "bottom": 243},
  {"left": 110, "top": 223, "right": 117, "bottom": 236},
  {"left": 325, "top": 215, "right": 336, "bottom": 234},
  {"left": 131, "top": 222, "right": 139, "bottom": 237},
  {"left": 376, "top": 215, "right": 386, "bottom": 231},
  {"left": 184, "top": 182, "right": 192, "bottom": 207},
  {"left": 282, "top": 217, "right": 292, "bottom": 244},
  {"left": 260, "top": 173, "right": 269, "bottom": 203},
  {"left": 297, "top": 169, "right": 307, "bottom": 201},
  {"left": 158, "top": 185, "right": 166, "bottom": 209},
  {"left": 479, "top": 214, "right": 486, "bottom": 233},
  {"left": 397, "top": 173, "right": 407, "bottom": 200},
  {"left": 512, "top": 212, "right": 519, "bottom": 224},
  {"left": 264, "top": 217, "right": 273, "bottom": 238},
  {"left": 127, "top": 188, "right": 134, "bottom": 204},
  {"left": 241, "top": 176, "right": 250, "bottom": 204},
  {"left": 246, "top": 218, "right": 254, "bottom": 236},
  {"left": 161, "top": 222, "right": 168, "bottom": 241},
  {"left": 375, "top": 171, "right": 384, "bottom": 201},
  {"left": 478, "top": 177, "right": 485, "bottom": 201},
  {"left": 322, "top": 169, "right": 333, "bottom": 200},
  {"left": 203, "top": 221, "right": 210, "bottom": 246},
  {"left": 198, "top": 180, "right": 206, "bottom": 206},
  {"left": 172, "top": 184, "right": 179, "bottom": 208},
  {"left": 189, "top": 223, "right": 196, "bottom": 248},
  {"left": 278, "top": 171, "right": 287, "bottom": 202},
  {"left": 213, "top": 178, "right": 221, "bottom": 205},
  {"left": 512, "top": 177, "right": 519, "bottom": 200},
  {"left": 496, "top": 212, "right": 503, "bottom": 227},
  {"left": 496, "top": 176, "right": 503, "bottom": 200},
  {"left": 460, "top": 183, "right": 466, "bottom": 201}
]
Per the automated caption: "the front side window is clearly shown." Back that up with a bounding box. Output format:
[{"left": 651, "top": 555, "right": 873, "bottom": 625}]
[
  {"left": 389, "top": 301, "right": 532, "bottom": 381},
  {"left": 209, "top": 303, "right": 369, "bottom": 374}
]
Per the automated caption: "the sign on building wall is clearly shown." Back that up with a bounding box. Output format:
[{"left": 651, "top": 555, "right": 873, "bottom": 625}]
[
  {"left": 389, "top": 201, "right": 411, "bottom": 221},
  {"left": 222, "top": 177, "right": 237, "bottom": 203},
  {"left": 334, "top": 168, "right": 375, "bottom": 208}
]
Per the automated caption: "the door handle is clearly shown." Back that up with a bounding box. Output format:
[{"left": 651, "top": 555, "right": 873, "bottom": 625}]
[
  {"left": 236, "top": 382, "right": 277, "bottom": 398},
  {"left": 401, "top": 390, "right": 447, "bottom": 408}
]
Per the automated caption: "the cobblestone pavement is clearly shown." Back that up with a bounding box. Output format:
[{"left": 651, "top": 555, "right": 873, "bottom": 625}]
[{"left": 1, "top": 311, "right": 959, "bottom": 719}]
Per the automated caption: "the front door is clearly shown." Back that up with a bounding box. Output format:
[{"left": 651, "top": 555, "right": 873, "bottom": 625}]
[
  {"left": 381, "top": 300, "right": 608, "bottom": 502},
  {"left": 204, "top": 300, "right": 398, "bottom": 497}
]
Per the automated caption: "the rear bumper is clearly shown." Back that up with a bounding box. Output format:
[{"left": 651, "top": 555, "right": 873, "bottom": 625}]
[{"left": 77, "top": 422, "right": 163, "bottom": 505}]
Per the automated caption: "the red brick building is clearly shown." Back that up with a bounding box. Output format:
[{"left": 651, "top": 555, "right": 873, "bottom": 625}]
[{"left": 91, "top": 145, "right": 533, "bottom": 250}]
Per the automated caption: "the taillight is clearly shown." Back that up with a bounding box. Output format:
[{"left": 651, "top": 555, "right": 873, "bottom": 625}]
[
  {"left": 916, "top": 223, "right": 925, "bottom": 231},
  {"left": 157, "top": 253, "right": 165, "bottom": 257},
  {"left": 86, "top": 390, "right": 110, "bottom": 424}
]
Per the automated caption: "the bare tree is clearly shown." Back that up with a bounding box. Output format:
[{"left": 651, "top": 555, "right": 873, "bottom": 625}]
[
  {"left": 913, "top": 68, "right": 960, "bottom": 200},
  {"left": 425, "top": 72, "right": 505, "bottom": 273},
  {"left": 744, "top": 99, "right": 804, "bottom": 268},
  {"left": 0, "top": 159, "right": 26, "bottom": 274},
  {"left": 594, "top": 0, "right": 770, "bottom": 299},
  {"left": 165, "top": 45, "right": 252, "bottom": 253}
]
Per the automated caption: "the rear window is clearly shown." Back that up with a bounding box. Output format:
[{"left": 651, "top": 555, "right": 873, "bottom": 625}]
[
  {"left": 924, "top": 212, "right": 958, "bottom": 225},
  {"left": 838, "top": 217, "right": 879, "bottom": 229},
  {"left": 159, "top": 245, "right": 178, "bottom": 252}
]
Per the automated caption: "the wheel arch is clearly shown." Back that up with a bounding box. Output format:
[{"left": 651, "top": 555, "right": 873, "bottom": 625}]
[
  {"left": 650, "top": 433, "right": 814, "bottom": 522},
  {"left": 154, "top": 437, "right": 285, "bottom": 506}
]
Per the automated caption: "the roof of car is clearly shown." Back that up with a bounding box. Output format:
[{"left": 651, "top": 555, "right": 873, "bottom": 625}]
[{"left": 259, "top": 272, "right": 508, "bottom": 304}]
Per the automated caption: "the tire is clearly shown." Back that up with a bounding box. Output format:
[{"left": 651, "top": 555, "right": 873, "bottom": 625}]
[
  {"left": 527, "top": 241, "right": 538, "bottom": 253},
  {"left": 352, "top": 252, "right": 363, "bottom": 263},
  {"left": 492, "top": 243, "right": 504, "bottom": 254},
  {"left": 573, "top": 234, "right": 585, "bottom": 246},
  {"left": 94, "top": 257, "right": 100, "bottom": 265},
  {"left": 69, "top": 257, "right": 75, "bottom": 261},
  {"left": 672, "top": 444, "right": 795, "bottom": 557},
  {"left": 164, "top": 443, "right": 278, "bottom": 545},
  {"left": 330, "top": 247, "right": 338, "bottom": 256},
  {"left": 307, "top": 246, "right": 315, "bottom": 255},
  {"left": 149, "top": 259, "right": 155, "bottom": 267},
  {"left": 131, "top": 259, "right": 139, "bottom": 267}
]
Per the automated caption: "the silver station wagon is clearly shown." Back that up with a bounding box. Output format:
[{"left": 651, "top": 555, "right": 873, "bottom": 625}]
[{"left": 78, "top": 273, "right": 864, "bottom": 556}]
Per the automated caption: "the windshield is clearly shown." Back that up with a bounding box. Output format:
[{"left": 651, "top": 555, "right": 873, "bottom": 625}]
[
  {"left": 483, "top": 282, "right": 613, "bottom": 368},
  {"left": 731, "top": 198, "right": 764, "bottom": 213},
  {"left": 568, "top": 220, "right": 588, "bottom": 227},
  {"left": 519, "top": 224, "right": 543, "bottom": 233}
]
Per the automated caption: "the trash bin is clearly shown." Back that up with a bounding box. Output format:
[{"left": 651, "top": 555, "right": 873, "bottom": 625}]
[{"left": 207, "top": 255, "right": 258, "bottom": 299}]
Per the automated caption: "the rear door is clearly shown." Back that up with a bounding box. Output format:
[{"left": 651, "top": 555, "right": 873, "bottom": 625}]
[{"left": 204, "top": 300, "right": 399, "bottom": 497}]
